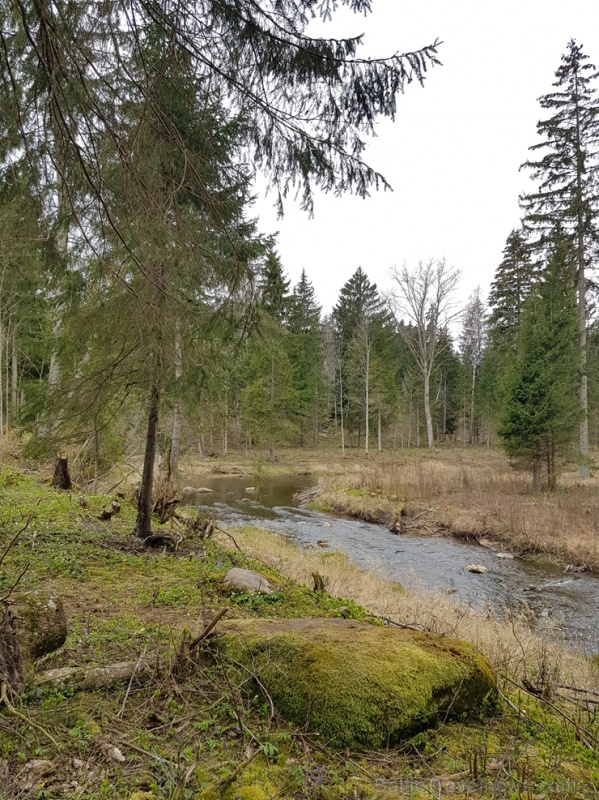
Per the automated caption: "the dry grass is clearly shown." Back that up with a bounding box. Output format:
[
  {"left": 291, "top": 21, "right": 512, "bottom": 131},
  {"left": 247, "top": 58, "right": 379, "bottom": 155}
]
[
  {"left": 314, "top": 448, "right": 599, "bottom": 570},
  {"left": 219, "top": 525, "right": 599, "bottom": 693}
]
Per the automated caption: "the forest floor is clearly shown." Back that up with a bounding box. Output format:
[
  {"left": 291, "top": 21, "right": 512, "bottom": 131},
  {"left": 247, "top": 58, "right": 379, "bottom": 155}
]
[
  {"left": 181, "top": 445, "right": 599, "bottom": 573},
  {"left": 1, "top": 451, "right": 599, "bottom": 798}
]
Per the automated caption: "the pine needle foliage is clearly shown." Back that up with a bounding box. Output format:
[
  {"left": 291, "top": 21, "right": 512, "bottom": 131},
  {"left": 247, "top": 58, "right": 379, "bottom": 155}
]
[{"left": 498, "top": 239, "right": 580, "bottom": 491}]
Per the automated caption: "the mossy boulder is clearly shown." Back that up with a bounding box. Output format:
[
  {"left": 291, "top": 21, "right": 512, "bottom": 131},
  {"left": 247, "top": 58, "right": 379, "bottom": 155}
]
[{"left": 215, "top": 618, "right": 495, "bottom": 751}]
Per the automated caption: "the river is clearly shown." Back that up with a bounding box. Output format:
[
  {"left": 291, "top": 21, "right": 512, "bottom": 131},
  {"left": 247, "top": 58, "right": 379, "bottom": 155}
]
[{"left": 181, "top": 473, "right": 599, "bottom": 652}]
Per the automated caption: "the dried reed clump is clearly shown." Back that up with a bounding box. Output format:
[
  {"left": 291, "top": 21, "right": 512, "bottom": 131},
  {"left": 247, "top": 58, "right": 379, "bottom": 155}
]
[
  {"left": 218, "top": 525, "right": 599, "bottom": 692},
  {"left": 317, "top": 451, "right": 599, "bottom": 571}
]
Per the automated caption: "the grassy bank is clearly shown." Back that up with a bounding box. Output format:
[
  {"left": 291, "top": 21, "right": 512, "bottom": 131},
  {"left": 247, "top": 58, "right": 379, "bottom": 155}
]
[
  {"left": 1, "top": 464, "right": 599, "bottom": 798},
  {"left": 311, "top": 449, "right": 599, "bottom": 571}
]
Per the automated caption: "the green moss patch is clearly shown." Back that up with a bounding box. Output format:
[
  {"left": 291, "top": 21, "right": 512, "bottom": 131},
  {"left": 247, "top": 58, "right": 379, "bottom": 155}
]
[{"left": 216, "top": 618, "right": 496, "bottom": 751}]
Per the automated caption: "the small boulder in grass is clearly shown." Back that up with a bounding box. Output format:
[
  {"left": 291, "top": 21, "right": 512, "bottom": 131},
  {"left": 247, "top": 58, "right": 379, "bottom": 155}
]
[{"left": 223, "top": 568, "right": 274, "bottom": 594}]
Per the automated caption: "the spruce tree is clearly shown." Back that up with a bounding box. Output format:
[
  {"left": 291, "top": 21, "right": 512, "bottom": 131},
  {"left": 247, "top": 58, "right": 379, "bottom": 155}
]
[
  {"left": 260, "top": 250, "right": 291, "bottom": 324},
  {"left": 241, "top": 317, "right": 298, "bottom": 457},
  {"left": 520, "top": 40, "right": 599, "bottom": 476},
  {"left": 498, "top": 239, "right": 579, "bottom": 490},
  {"left": 333, "top": 268, "right": 389, "bottom": 450},
  {"left": 2, "top": 2, "right": 441, "bottom": 535},
  {"left": 288, "top": 270, "right": 324, "bottom": 447},
  {"left": 488, "top": 230, "right": 538, "bottom": 348}
]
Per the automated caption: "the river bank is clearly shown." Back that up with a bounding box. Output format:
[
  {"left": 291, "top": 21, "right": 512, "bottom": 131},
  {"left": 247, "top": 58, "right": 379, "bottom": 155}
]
[
  {"left": 181, "top": 446, "right": 599, "bottom": 572},
  {"left": 2, "top": 463, "right": 599, "bottom": 798}
]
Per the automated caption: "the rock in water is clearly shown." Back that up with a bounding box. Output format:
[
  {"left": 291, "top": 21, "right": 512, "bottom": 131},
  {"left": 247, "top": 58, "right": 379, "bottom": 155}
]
[
  {"left": 215, "top": 618, "right": 496, "bottom": 750},
  {"left": 222, "top": 568, "right": 274, "bottom": 594},
  {"left": 466, "top": 564, "right": 489, "bottom": 574}
]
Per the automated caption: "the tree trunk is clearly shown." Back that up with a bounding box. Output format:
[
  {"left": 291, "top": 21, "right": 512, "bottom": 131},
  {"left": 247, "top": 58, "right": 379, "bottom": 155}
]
[
  {"left": 470, "top": 363, "right": 476, "bottom": 444},
  {"left": 11, "top": 331, "right": 17, "bottom": 413},
  {"left": 223, "top": 387, "right": 228, "bottom": 456},
  {"left": 269, "top": 353, "right": 275, "bottom": 460},
  {"left": 135, "top": 384, "right": 160, "bottom": 539},
  {"left": 423, "top": 372, "right": 434, "bottom": 449},
  {"left": 578, "top": 224, "right": 589, "bottom": 477},
  {"left": 377, "top": 406, "right": 382, "bottom": 452},
  {"left": 168, "top": 321, "right": 183, "bottom": 482},
  {"left": 339, "top": 364, "right": 345, "bottom": 457},
  {"left": 364, "top": 343, "right": 369, "bottom": 455},
  {"left": 532, "top": 452, "right": 542, "bottom": 493},
  {"left": 53, "top": 453, "right": 72, "bottom": 490},
  {"left": 1, "top": 592, "right": 67, "bottom": 696},
  {"left": 546, "top": 432, "right": 557, "bottom": 491},
  {"left": 169, "top": 405, "right": 181, "bottom": 482},
  {"left": 313, "top": 384, "right": 318, "bottom": 447}
]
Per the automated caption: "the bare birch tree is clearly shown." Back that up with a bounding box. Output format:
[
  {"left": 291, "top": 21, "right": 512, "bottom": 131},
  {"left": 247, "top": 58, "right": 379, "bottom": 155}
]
[{"left": 390, "top": 260, "right": 461, "bottom": 449}]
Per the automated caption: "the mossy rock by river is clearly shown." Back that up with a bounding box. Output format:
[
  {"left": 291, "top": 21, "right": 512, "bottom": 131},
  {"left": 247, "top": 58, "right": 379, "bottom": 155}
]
[{"left": 215, "top": 618, "right": 496, "bottom": 751}]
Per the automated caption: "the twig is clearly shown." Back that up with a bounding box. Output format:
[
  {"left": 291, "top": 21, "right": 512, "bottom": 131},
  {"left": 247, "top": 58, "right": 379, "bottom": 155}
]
[
  {"left": 0, "top": 514, "right": 34, "bottom": 569},
  {"left": 117, "top": 646, "right": 148, "bottom": 718},
  {"left": 367, "top": 613, "right": 432, "bottom": 633},
  {"left": 1, "top": 563, "right": 30, "bottom": 602},
  {"left": 189, "top": 608, "right": 230, "bottom": 651},
  {"left": 558, "top": 684, "right": 599, "bottom": 698},
  {"left": 1, "top": 681, "right": 60, "bottom": 748},
  {"left": 104, "top": 728, "right": 172, "bottom": 764},
  {"left": 214, "top": 745, "right": 260, "bottom": 789},
  {"left": 213, "top": 524, "right": 244, "bottom": 553}
]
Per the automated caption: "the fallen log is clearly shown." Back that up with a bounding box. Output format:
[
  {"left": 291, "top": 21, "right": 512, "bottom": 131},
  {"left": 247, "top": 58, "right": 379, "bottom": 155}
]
[{"left": 32, "top": 658, "right": 159, "bottom": 692}]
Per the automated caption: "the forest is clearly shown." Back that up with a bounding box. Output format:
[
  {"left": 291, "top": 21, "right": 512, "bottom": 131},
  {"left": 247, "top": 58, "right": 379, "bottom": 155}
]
[
  {"left": 2, "top": 4, "right": 599, "bottom": 799},
  {"left": 0, "top": 0, "right": 597, "bottom": 524}
]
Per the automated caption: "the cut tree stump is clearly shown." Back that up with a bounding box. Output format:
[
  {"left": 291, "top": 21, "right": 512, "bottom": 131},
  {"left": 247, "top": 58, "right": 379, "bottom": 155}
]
[
  {"left": 53, "top": 453, "right": 72, "bottom": 490},
  {"left": 0, "top": 592, "right": 67, "bottom": 696}
]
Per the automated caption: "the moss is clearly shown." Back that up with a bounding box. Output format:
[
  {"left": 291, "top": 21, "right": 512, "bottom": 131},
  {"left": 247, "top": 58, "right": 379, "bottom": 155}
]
[
  {"left": 202, "top": 762, "right": 288, "bottom": 800},
  {"left": 216, "top": 618, "right": 496, "bottom": 751}
]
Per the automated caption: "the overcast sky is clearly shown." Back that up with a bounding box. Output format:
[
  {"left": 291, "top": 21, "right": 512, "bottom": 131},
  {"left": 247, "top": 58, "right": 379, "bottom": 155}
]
[{"left": 252, "top": 0, "right": 599, "bottom": 315}]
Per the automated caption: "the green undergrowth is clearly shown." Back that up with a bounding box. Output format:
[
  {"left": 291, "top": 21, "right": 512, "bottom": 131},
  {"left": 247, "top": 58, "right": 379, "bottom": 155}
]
[{"left": 1, "top": 465, "right": 599, "bottom": 798}]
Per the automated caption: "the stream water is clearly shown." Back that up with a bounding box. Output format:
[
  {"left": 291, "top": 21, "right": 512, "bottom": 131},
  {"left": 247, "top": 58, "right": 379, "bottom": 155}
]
[{"left": 181, "top": 474, "right": 599, "bottom": 652}]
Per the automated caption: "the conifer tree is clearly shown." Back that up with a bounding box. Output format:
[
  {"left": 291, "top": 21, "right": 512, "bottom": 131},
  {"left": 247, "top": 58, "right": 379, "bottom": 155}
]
[
  {"left": 520, "top": 40, "right": 599, "bottom": 476},
  {"left": 488, "top": 230, "right": 538, "bottom": 348},
  {"left": 332, "top": 268, "right": 389, "bottom": 449},
  {"left": 459, "top": 288, "right": 488, "bottom": 442},
  {"left": 498, "top": 239, "right": 579, "bottom": 490},
  {"left": 287, "top": 270, "right": 324, "bottom": 447},
  {"left": 241, "top": 317, "right": 298, "bottom": 457},
  {"left": 2, "top": 1, "right": 441, "bottom": 536},
  {"left": 260, "top": 250, "right": 291, "bottom": 324}
]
